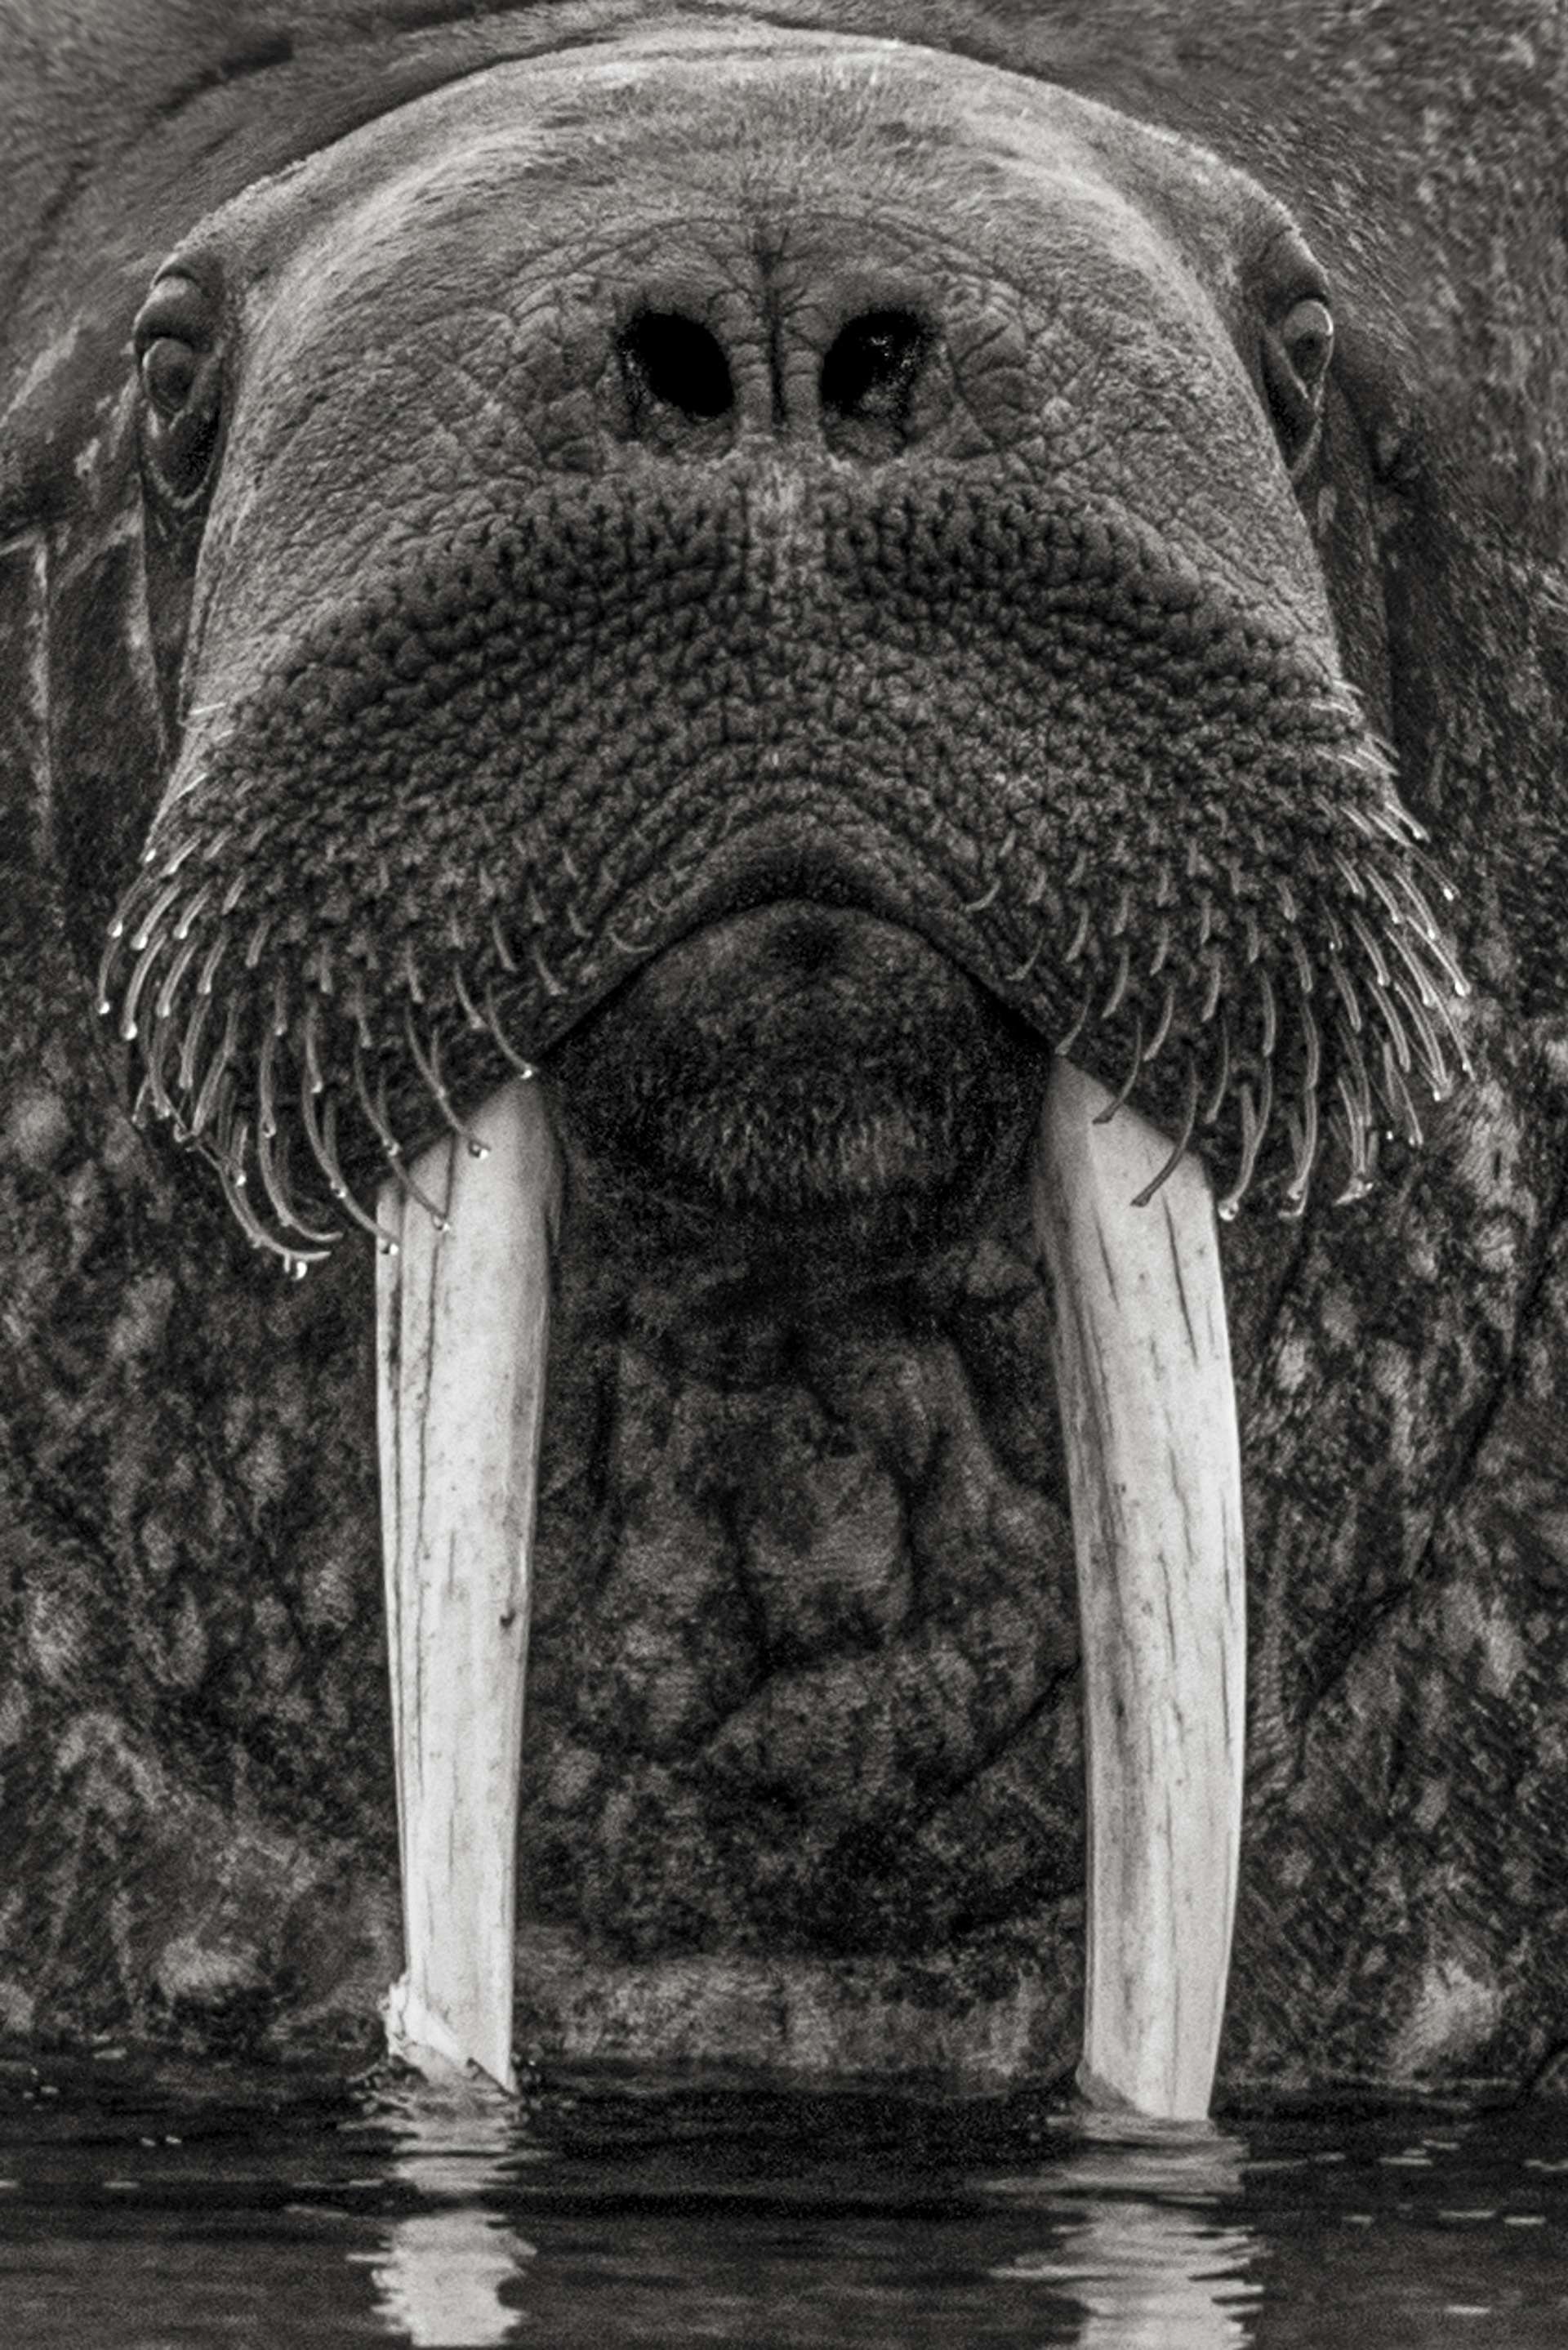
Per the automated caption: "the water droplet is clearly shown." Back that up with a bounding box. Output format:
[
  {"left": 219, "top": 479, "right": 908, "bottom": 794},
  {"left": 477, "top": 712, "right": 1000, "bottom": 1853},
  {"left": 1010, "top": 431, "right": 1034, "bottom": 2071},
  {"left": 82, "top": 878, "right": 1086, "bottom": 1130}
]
[
  {"left": 96, "top": 998, "right": 112, "bottom": 1018},
  {"left": 286, "top": 1259, "right": 309, "bottom": 1282},
  {"left": 108, "top": 917, "right": 125, "bottom": 940},
  {"left": 376, "top": 1239, "right": 400, "bottom": 1258},
  {"left": 433, "top": 1215, "right": 449, "bottom": 1236},
  {"left": 1217, "top": 1197, "right": 1240, "bottom": 1223},
  {"left": 466, "top": 1140, "right": 490, "bottom": 1159}
]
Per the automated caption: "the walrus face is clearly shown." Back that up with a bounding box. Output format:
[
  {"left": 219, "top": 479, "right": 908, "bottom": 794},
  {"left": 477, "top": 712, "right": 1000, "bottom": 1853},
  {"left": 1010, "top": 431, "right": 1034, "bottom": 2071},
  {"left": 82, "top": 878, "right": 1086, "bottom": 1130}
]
[
  {"left": 105, "top": 35, "right": 1463, "bottom": 1244},
  {"left": 96, "top": 26, "right": 1471, "bottom": 2109}
]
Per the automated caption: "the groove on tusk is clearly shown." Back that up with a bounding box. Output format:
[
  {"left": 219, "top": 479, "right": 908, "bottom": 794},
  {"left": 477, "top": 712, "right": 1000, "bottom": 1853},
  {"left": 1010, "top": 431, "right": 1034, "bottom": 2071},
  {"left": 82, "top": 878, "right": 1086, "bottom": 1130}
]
[
  {"left": 1032, "top": 1059, "right": 1245, "bottom": 2121},
  {"left": 375, "top": 1077, "right": 561, "bottom": 2091}
]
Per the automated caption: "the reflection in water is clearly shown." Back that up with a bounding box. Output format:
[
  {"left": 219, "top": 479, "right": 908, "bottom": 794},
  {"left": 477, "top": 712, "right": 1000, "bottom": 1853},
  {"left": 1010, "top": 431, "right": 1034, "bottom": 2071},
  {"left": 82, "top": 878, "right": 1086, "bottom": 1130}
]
[
  {"left": 987, "top": 2123, "right": 1262, "bottom": 2348},
  {"left": 360, "top": 2085, "right": 538, "bottom": 2346}
]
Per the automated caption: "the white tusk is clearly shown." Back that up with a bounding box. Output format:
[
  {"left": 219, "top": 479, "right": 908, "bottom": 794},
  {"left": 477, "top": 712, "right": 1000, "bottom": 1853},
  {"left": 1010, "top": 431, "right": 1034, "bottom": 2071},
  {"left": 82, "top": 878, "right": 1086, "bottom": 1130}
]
[
  {"left": 375, "top": 1077, "right": 561, "bottom": 2092},
  {"left": 1031, "top": 1060, "right": 1245, "bottom": 2121}
]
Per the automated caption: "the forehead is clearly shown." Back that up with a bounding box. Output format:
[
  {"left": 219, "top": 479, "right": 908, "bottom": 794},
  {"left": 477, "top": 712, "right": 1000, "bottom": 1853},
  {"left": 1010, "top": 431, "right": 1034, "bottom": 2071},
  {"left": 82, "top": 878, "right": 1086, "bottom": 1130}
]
[{"left": 186, "top": 27, "right": 1293, "bottom": 319}]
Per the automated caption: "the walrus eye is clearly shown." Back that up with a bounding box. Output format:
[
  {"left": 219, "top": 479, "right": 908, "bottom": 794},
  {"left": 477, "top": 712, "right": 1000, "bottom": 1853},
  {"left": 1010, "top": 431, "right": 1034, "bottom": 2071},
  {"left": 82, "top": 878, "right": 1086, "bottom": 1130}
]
[
  {"left": 134, "top": 271, "right": 223, "bottom": 505},
  {"left": 1279, "top": 297, "right": 1334, "bottom": 391},
  {"left": 140, "top": 336, "right": 199, "bottom": 418},
  {"left": 1263, "top": 292, "right": 1334, "bottom": 477}
]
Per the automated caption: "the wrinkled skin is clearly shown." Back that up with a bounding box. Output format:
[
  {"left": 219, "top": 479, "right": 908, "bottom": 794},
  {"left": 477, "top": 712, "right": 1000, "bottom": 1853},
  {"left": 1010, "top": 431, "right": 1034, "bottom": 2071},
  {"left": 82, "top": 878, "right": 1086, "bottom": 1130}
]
[{"left": 2, "top": 0, "right": 1566, "bottom": 2094}]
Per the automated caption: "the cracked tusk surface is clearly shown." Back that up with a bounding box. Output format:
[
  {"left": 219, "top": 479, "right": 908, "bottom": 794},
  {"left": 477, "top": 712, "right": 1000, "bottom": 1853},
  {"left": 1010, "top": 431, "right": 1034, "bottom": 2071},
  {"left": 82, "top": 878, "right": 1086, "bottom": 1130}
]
[
  {"left": 1032, "top": 1059, "right": 1245, "bottom": 2122},
  {"left": 375, "top": 1077, "right": 560, "bottom": 2092}
]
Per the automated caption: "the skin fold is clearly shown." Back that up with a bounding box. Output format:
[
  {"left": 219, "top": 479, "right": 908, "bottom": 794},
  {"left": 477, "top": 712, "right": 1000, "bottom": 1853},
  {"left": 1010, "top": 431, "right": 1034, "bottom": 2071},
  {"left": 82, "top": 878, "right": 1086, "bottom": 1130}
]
[{"left": 0, "top": 0, "right": 1566, "bottom": 2092}]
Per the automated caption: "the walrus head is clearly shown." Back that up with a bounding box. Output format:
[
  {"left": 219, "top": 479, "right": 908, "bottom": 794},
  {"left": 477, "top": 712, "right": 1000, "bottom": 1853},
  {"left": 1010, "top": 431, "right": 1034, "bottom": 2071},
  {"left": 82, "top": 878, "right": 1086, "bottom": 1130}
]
[
  {"left": 92, "top": 29, "right": 1469, "bottom": 2108},
  {"left": 102, "top": 38, "right": 1465, "bottom": 1241}
]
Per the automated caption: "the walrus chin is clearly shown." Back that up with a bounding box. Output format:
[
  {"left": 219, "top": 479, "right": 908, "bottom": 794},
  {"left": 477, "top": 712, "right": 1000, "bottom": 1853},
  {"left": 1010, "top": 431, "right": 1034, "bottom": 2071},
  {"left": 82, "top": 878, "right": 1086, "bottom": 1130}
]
[{"left": 369, "top": 914, "right": 1244, "bottom": 2120}]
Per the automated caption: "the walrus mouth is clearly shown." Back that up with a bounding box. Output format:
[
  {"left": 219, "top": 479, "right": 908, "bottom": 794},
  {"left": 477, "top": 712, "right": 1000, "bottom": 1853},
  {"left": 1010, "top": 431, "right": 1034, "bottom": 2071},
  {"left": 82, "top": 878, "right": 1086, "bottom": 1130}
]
[{"left": 99, "top": 777, "right": 1472, "bottom": 2123}]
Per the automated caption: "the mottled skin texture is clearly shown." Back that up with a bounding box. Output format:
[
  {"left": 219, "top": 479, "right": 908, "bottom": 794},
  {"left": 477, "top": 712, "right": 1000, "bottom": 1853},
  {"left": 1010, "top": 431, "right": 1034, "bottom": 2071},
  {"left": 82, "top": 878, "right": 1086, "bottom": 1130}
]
[{"left": 1, "top": 0, "right": 1566, "bottom": 2093}]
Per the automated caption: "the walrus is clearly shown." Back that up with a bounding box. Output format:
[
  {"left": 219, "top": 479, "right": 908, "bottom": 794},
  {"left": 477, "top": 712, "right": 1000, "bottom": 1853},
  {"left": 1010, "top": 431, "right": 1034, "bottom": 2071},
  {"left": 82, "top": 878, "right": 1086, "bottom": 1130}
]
[{"left": 2, "top": 0, "right": 1565, "bottom": 2110}]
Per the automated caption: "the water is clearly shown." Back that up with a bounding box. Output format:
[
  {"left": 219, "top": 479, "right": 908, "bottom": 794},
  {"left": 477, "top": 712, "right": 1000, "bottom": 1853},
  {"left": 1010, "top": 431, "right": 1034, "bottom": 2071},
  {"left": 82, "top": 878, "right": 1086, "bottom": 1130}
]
[{"left": 2, "top": 2053, "right": 1566, "bottom": 2346}]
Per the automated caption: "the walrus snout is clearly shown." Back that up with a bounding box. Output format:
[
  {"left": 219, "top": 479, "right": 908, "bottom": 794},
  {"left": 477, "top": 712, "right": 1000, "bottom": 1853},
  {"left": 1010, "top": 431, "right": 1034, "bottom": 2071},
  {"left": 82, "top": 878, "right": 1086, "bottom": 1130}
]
[{"left": 549, "top": 899, "right": 1049, "bottom": 1265}]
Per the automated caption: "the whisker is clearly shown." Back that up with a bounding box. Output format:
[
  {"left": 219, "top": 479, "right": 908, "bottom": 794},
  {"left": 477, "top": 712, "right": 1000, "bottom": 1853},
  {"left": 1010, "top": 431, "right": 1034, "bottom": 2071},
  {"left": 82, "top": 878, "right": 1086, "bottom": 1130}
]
[
  {"left": 119, "top": 933, "right": 168, "bottom": 1044},
  {"left": 1327, "top": 952, "right": 1365, "bottom": 1035},
  {"left": 1425, "top": 983, "right": 1476, "bottom": 1083},
  {"left": 1093, "top": 1015, "right": 1144, "bottom": 1122},
  {"left": 1373, "top": 976, "right": 1413, "bottom": 1074},
  {"left": 1281, "top": 1082, "right": 1320, "bottom": 1215},
  {"left": 1298, "top": 1000, "right": 1322, "bottom": 1096},
  {"left": 154, "top": 930, "right": 203, "bottom": 1023},
  {"left": 130, "top": 878, "right": 185, "bottom": 952},
  {"left": 303, "top": 996, "right": 327, "bottom": 1097},
  {"left": 1388, "top": 974, "right": 1450, "bottom": 1099},
  {"left": 1200, "top": 1007, "right": 1232, "bottom": 1127},
  {"left": 1285, "top": 925, "right": 1315, "bottom": 999},
  {"left": 314, "top": 1094, "right": 401, "bottom": 1248},
  {"left": 1143, "top": 978, "right": 1176, "bottom": 1063},
  {"left": 192, "top": 998, "right": 242, "bottom": 1135},
  {"left": 1380, "top": 1041, "right": 1423, "bottom": 1148},
  {"left": 1099, "top": 941, "right": 1130, "bottom": 1020},
  {"left": 530, "top": 939, "right": 565, "bottom": 998},
  {"left": 1129, "top": 1059, "right": 1200, "bottom": 1206},
  {"left": 1386, "top": 926, "right": 1441, "bottom": 1010},
  {"left": 483, "top": 988, "right": 537, "bottom": 1078},
  {"left": 452, "top": 965, "right": 489, "bottom": 1034},
  {"left": 257, "top": 1095, "right": 340, "bottom": 1245},
  {"left": 353, "top": 1046, "right": 448, "bottom": 1222},
  {"left": 1004, "top": 925, "right": 1046, "bottom": 984},
  {"left": 1361, "top": 863, "right": 1406, "bottom": 930},
  {"left": 220, "top": 1117, "right": 332, "bottom": 1267},
  {"left": 1216, "top": 1076, "right": 1265, "bottom": 1220},
  {"left": 345, "top": 969, "right": 376, "bottom": 1050},
  {"left": 176, "top": 988, "right": 213, "bottom": 1104},
  {"left": 172, "top": 881, "right": 213, "bottom": 943},
  {"left": 1330, "top": 1070, "right": 1374, "bottom": 1204},
  {"left": 403, "top": 1008, "right": 486, "bottom": 1153},
  {"left": 1349, "top": 911, "right": 1393, "bottom": 991},
  {"left": 1406, "top": 843, "right": 1459, "bottom": 906},
  {"left": 1054, "top": 976, "right": 1094, "bottom": 1057},
  {"left": 1338, "top": 1019, "right": 1375, "bottom": 1135}
]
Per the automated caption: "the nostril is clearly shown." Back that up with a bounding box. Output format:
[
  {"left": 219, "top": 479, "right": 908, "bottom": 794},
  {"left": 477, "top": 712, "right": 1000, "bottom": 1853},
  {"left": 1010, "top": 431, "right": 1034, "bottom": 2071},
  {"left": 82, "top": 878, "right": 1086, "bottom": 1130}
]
[
  {"left": 619, "top": 310, "right": 734, "bottom": 421},
  {"left": 821, "top": 307, "right": 929, "bottom": 422}
]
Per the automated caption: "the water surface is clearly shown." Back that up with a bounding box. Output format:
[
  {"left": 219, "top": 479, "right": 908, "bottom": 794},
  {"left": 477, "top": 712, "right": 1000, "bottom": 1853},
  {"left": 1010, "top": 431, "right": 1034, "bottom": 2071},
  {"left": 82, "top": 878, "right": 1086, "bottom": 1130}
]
[{"left": 2, "top": 2052, "right": 1566, "bottom": 2345}]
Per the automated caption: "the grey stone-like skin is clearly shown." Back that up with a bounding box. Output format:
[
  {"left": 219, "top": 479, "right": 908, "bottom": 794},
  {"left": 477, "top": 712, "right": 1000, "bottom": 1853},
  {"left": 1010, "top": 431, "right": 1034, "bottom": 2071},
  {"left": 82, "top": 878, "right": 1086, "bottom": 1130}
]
[{"left": 1, "top": 0, "right": 1565, "bottom": 2094}]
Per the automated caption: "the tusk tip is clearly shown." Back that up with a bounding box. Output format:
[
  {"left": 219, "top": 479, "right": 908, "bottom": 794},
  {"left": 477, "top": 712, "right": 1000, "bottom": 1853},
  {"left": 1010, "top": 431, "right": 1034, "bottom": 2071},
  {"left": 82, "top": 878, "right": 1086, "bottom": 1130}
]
[{"left": 382, "top": 1976, "right": 519, "bottom": 2097}]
